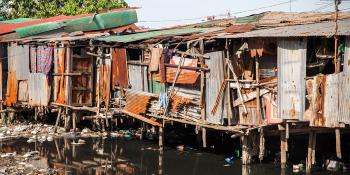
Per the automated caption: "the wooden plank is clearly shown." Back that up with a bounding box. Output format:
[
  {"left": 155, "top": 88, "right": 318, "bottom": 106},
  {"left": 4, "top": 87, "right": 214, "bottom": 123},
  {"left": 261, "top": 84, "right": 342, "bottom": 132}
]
[
  {"left": 121, "top": 110, "right": 161, "bottom": 127},
  {"left": 233, "top": 89, "right": 269, "bottom": 107}
]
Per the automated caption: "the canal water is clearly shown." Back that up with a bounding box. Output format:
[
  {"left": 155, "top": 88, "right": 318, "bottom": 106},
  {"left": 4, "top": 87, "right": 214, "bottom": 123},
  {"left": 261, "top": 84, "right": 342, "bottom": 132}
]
[{"left": 0, "top": 137, "right": 346, "bottom": 175}]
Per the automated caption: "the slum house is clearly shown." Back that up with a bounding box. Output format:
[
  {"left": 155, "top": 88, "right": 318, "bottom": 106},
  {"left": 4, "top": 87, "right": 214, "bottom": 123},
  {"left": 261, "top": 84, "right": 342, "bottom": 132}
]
[
  {"left": 1, "top": 10, "right": 350, "bottom": 170},
  {"left": 91, "top": 11, "right": 350, "bottom": 163},
  {"left": 1, "top": 11, "right": 348, "bottom": 130},
  {"left": 216, "top": 18, "right": 350, "bottom": 170},
  {"left": 0, "top": 8, "right": 139, "bottom": 129}
]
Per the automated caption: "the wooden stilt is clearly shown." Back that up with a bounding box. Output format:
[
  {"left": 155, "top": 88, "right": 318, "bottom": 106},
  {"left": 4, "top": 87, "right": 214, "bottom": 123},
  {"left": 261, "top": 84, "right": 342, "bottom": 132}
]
[
  {"left": 72, "top": 111, "right": 77, "bottom": 132},
  {"left": 54, "top": 108, "right": 62, "bottom": 132},
  {"left": 158, "top": 148, "right": 163, "bottom": 175},
  {"left": 241, "top": 135, "right": 251, "bottom": 165},
  {"left": 34, "top": 107, "right": 38, "bottom": 121},
  {"left": 335, "top": 128, "right": 342, "bottom": 159},
  {"left": 202, "top": 128, "right": 207, "bottom": 148},
  {"left": 159, "top": 126, "right": 164, "bottom": 150},
  {"left": 312, "top": 132, "right": 317, "bottom": 166},
  {"left": 306, "top": 131, "right": 315, "bottom": 173},
  {"left": 280, "top": 131, "right": 287, "bottom": 168},
  {"left": 259, "top": 128, "right": 265, "bottom": 162}
]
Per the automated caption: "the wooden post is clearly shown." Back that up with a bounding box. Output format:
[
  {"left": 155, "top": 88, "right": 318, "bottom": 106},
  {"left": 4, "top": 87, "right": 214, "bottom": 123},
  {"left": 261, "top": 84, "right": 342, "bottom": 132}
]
[
  {"left": 54, "top": 108, "right": 62, "bottom": 132},
  {"left": 259, "top": 128, "right": 265, "bottom": 162},
  {"left": 241, "top": 135, "right": 251, "bottom": 165},
  {"left": 72, "top": 111, "right": 77, "bottom": 132},
  {"left": 280, "top": 131, "right": 287, "bottom": 168},
  {"left": 335, "top": 128, "right": 342, "bottom": 159},
  {"left": 199, "top": 40, "right": 207, "bottom": 148},
  {"left": 255, "top": 56, "right": 262, "bottom": 124}
]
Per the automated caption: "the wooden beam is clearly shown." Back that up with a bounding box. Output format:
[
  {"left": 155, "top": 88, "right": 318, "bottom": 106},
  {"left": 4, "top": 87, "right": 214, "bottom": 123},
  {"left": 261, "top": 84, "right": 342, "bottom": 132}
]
[
  {"left": 150, "top": 114, "right": 245, "bottom": 133},
  {"left": 121, "top": 110, "right": 162, "bottom": 127}
]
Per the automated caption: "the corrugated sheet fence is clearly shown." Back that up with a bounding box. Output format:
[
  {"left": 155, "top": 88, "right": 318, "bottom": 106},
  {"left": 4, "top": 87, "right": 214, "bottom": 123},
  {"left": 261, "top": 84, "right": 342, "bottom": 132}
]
[
  {"left": 277, "top": 39, "right": 306, "bottom": 121},
  {"left": 205, "top": 51, "right": 228, "bottom": 124}
]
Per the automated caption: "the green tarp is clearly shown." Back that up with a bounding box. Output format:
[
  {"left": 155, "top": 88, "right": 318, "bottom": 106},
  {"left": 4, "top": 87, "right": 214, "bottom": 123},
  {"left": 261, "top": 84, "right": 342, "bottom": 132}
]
[{"left": 15, "top": 9, "right": 138, "bottom": 38}]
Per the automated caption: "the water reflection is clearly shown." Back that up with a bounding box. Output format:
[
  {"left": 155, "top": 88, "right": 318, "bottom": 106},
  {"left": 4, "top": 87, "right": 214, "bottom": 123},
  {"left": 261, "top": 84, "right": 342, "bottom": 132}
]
[{"left": 0, "top": 137, "right": 335, "bottom": 175}]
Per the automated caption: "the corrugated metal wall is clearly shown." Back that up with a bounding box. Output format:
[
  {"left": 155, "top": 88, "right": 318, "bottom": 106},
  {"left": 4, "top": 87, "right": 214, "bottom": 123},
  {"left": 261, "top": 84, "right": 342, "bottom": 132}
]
[
  {"left": 128, "top": 64, "right": 148, "bottom": 92},
  {"left": 337, "top": 36, "right": 350, "bottom": 126},
  {"left": 6, "top": 43, "right": 30, "bottom": 105},
  {"left": 29, "top": 73, "right": 50, "bottom": 106},
  {"left": 277, "top": 39, "right": 306, "bottom": 120},
  {"left": 8, "top": 43, "right": 30, "bottom": 80},
  {"left": 205, "top": 51, "right": 228, "bottom": 124}
]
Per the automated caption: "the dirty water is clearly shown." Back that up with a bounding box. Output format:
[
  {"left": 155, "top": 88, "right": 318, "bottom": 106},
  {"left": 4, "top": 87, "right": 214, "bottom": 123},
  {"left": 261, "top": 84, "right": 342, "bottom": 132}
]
[{"left": 0, "top": 136, "right": 346, "bottom": 175}]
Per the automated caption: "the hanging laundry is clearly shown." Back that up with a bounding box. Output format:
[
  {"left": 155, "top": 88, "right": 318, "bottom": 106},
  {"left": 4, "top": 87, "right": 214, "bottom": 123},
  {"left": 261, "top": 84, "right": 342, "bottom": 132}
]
[
  {"left": 30, "top": 47, "right": 37, "bottom": 73},
  {"left": 149, "top": 47, "right": 163, "bottom": 72},
  {"left": 30, "top": 46, "right": 53, "bottom": 74}
]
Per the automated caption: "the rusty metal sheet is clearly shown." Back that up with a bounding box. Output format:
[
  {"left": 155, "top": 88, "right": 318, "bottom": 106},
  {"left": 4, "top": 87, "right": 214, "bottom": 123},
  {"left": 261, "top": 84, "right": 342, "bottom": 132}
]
[
  {"left": 4, "top": 43, "right": 30, "bottom": 106},
  {"left": 306, "top": 76, "right": 326, "bottom": 127},
  {"left": 17, "top": 80, "right": 28, "bottom": 102},
  {"left": 28, "top": 73, "right": 50, "bottom": 106},
  {"left": 127, "top": 64, "right": 148, "bottom": 92},
  {"left": 53, "top": 47, "right": 66, "bottom": 104},
  {"left": 111, "top": 48, "right": 128, "bottom": 89},
  {"left": 223, "top": 24, "right": 255, "bottom": 33},
  {"left": 205, "top": 51, "right": 228, "bottom": 124},
  {"left": 170, "top": 95, "right": 191, "bottom": 113},
  {"left": 277, "top": 39, "right": 306, "bottom": 120},
  {"left": 152, "top": 67, "right": 199, "bottom": 84},
  {"left": 124, "top": 91, "right": 151, "bottom": 115},
  {"left": 97, "top": 57, "right": 111, "bottom": 109}
]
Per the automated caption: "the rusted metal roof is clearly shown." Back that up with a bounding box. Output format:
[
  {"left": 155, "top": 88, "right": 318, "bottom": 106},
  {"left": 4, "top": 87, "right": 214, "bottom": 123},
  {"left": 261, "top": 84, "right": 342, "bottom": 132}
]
[{"left": 218, "top": 19, "right": 350, "bottom": 38}]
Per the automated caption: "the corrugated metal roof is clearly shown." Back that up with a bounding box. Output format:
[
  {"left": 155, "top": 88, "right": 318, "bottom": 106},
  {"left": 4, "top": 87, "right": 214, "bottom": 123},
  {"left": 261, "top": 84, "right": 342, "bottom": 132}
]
[
  {"left": 0, "top": 7, "right": 136, "bottom": 36},
  {"left": 95, "top": 27, "right": 223, "bottom": 43},
  {"left": 218, "top": 19, "right": 350, "bottom": 38},
  {"left": 15, "top": 10, "right": 137, "bottom": 38}
]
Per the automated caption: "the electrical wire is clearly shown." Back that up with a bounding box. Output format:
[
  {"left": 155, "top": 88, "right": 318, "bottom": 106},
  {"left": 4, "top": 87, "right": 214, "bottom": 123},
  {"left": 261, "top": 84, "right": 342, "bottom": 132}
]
[{"left": 138, "top": 0, "right": 298, "bottom": 23}]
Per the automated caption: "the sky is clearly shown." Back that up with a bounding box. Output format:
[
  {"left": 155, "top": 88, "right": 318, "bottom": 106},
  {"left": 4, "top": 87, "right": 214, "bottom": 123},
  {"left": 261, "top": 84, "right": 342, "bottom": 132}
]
[{"left": 125, "top": 0, "right": 350, "bottom": 29}]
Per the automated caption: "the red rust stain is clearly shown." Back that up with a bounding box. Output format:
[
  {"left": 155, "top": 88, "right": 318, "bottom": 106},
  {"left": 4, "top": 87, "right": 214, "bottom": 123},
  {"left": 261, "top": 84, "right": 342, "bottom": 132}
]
[{"left": 4, "top": 72, "right": 17, "bottom": 106}]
